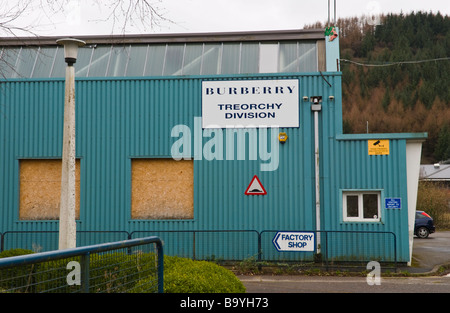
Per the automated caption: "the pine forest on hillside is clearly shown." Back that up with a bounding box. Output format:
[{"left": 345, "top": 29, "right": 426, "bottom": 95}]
[{"left": 306, "top": 12, "right": 450, "bottom": 163}]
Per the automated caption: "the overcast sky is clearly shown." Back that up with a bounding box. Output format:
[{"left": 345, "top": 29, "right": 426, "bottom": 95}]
[{"left": 8, "top": 0, "right": 450, "bottom": 36}]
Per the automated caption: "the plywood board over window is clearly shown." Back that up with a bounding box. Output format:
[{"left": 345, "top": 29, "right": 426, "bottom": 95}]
[
  {"left": 19, "top": 159, "right": 81, "bottom": 220},
  {"left": 131, "top": 159, "right": 194, "bottom": 220}
]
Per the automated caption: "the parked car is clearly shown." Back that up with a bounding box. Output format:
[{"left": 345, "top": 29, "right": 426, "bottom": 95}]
[{"left": 415, "top": 211, "right": 436, "bottom": 238}]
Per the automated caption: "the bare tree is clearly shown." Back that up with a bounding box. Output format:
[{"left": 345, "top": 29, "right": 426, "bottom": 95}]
[
  {"left": 0, "top": 0, "right": 37, "bottom": 36},
  {"left": 88, "top": 0, "right": 171, "bottom": 33},
  {"left": 0, "top": 0, "right": 172, "bottom": 37}
]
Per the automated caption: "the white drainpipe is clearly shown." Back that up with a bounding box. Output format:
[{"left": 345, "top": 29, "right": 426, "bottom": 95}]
[{"left": 311, "top": 97, "right": 322, "bottom": 254}]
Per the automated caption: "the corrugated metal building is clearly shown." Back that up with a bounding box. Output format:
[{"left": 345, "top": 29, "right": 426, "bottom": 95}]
[{"left": 0, "top": 28, "right": 426, "bottom": 264}]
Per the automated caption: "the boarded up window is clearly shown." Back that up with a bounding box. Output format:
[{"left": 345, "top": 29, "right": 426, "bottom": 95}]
[
  {"left": 19, "top": 159, "right": 81, "bottom": 220},
  {"left": 131, "top": 159, "right": 194, "bottom": 219}
]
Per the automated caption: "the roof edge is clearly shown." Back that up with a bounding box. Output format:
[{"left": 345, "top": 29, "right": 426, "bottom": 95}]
[
  {"left": 0, "top": 28, "right": 325, "bottom": 46},
  {"left": 336, "top": 132, "right": 428, "bottom": 141}
]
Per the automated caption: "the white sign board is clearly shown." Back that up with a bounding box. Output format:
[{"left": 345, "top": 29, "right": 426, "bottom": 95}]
[
  {"left": 273, "top": 231, "right": 315, "bottom": 252},
  {"left": 202, "top": 79, "right": 299, "bottom": 128}
]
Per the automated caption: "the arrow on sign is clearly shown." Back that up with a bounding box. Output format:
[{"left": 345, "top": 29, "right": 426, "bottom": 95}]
[{"left": 273, "top": 233, "right": 282, "bottom": 250}]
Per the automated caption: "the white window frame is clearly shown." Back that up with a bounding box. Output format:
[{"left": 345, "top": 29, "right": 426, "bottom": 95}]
[{"left": 342, "top": 191, "right": 381, "bottom": 222}]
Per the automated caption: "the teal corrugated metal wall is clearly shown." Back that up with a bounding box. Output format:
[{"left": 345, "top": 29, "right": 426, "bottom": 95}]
[
  {"left": 323, "top": 138, "right": 409, "bottom": 261},
  {"left": 0, "top": 73, "right": 412, "bottom": 261}
]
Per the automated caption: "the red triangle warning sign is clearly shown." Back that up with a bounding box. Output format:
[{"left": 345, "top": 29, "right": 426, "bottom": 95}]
[{"left": 245, "top": 175, "right": 267, "bottom": 195}]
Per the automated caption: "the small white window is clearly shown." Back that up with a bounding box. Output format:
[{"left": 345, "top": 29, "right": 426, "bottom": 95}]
[{"left": 343, "top": 191, "right": 381, "bottom": 222}]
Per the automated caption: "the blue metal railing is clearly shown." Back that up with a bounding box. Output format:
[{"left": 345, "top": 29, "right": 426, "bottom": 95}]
[
  {"left": 0, "top": 236, "right": 163, "bottom": 293},
  {"left": 0, "top": 229, "right": 398, "bottom": 267}
]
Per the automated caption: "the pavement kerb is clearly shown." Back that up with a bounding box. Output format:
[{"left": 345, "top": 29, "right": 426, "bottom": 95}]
[{"left": 403, "top": 262, "right": 450, "bottom": 276}]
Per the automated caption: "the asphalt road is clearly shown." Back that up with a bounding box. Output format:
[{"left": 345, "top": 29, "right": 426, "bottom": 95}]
[
  {"left": 239, "top": 231, "right": 450, "bottom": 293},
  {"left": 411, "top": 230, "right": 450, "bottom": 271},
  {"left": 239, "top": 274, "right": 450, "bottom": 293}
]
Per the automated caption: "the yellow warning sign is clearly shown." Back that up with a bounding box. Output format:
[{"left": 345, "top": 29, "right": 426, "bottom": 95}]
[{"left": 368, "top": 140, "right": 389, "bottom": 155}]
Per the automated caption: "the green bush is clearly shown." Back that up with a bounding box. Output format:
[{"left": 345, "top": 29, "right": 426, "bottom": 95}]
[
  {"left": 1, "top": 249, "right": 245, "bottom": 293},
  {"left": 0, "top": 249, "right": 35, "bottom": 292},
  {"left": 35, "top": 252, "right": 157, "bottom": 293},
  {"left": 162, "top": 256, "right": 245, "bottom": 293},
  {"left": 88, "top": 252, "right": 156, "bottom": 293},
  {"left": 0, "top": 249, "right": 34, "bottom": 259},
  {"left": 417, "top": 181, "right": 450, "bottom": 229},
  {"left": 131, "top": 255, "right": 246, "bottom": 293},
  {"left": 0, "top": 250, "right": 155, "bottom": 293}
]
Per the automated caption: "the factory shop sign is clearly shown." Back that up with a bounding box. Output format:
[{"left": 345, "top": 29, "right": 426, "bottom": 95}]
[
  {"left": 202, "top": 79, "right": 299, "bottom": 128},
  {"left": 272, "top": 231, "right": 315, "bottom": 252}
]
